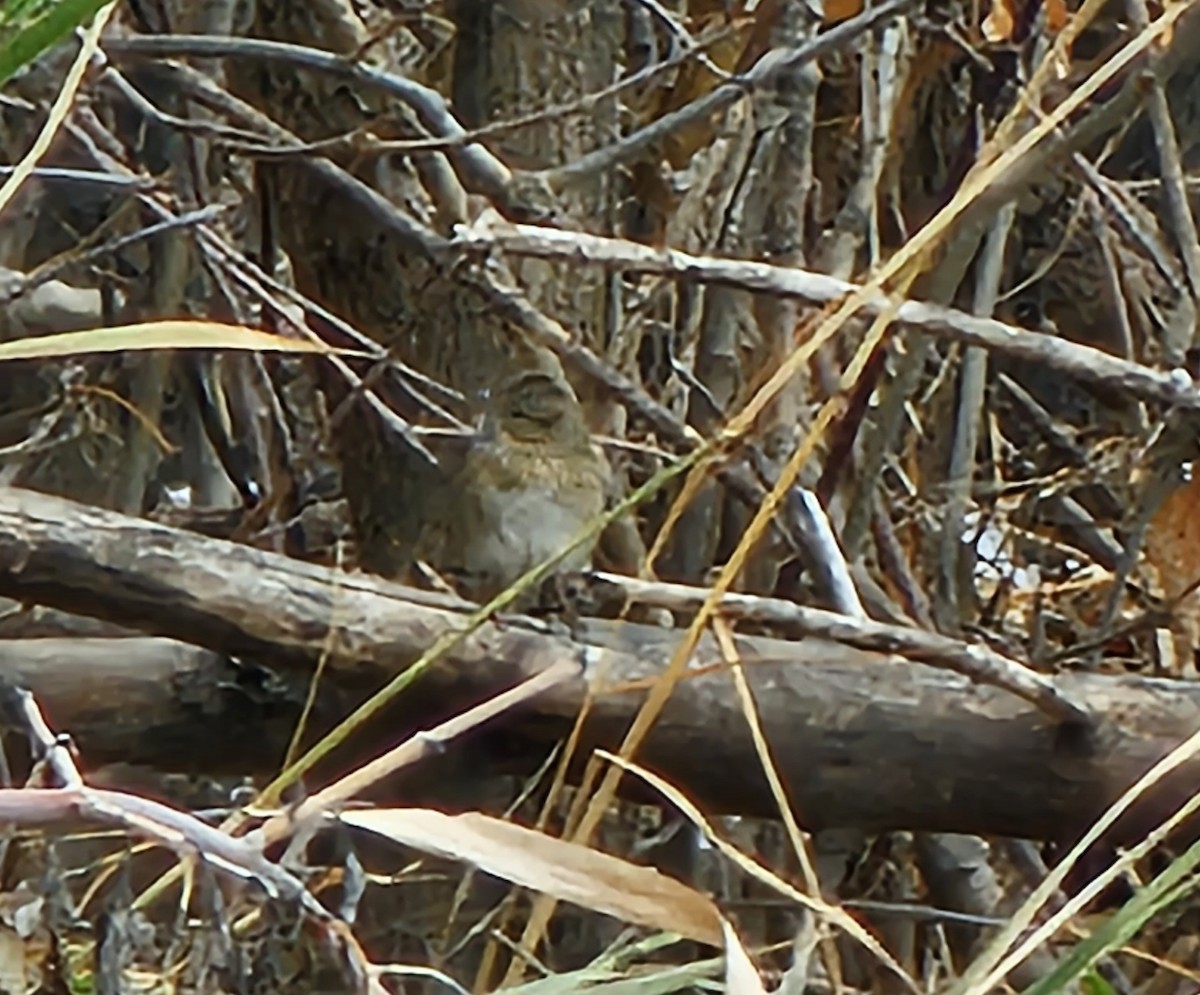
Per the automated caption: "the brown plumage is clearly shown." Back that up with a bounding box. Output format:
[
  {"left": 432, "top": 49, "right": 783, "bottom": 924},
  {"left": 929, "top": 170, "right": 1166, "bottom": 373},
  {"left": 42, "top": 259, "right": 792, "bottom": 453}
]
[{"left": 416, "top": 369, "right": 611, "bottom": 602}]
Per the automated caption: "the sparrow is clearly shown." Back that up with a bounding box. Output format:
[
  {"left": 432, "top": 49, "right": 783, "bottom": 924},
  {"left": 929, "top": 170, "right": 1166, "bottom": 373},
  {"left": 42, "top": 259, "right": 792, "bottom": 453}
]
[{"left": 415, "top": 369, "right": 611, "bottom": 604}]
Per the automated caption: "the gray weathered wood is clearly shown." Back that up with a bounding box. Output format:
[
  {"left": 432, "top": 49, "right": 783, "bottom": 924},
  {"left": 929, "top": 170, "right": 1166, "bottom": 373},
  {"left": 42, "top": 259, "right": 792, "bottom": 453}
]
[{"left": 0, "top": 485, "right": 1196, "bottom": 843}]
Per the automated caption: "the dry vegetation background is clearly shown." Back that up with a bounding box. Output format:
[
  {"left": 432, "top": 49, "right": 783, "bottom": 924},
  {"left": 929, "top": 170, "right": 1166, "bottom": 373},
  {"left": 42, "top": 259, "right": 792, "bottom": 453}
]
[{"left": 3, "top": 0, "right": 1200, "bottom": 991}]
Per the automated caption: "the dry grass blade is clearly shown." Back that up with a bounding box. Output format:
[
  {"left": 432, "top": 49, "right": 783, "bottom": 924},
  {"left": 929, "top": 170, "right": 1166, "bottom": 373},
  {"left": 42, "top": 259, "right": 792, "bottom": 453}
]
[
  {"left": 712, "top": 616, "right": 842, "bottom": 989},
  {"left": 722, "top": 917, "right": 769, "bottom": 995},
  {"left": 256, "top": 659, "right": 579, "bottom": 834},
  {"left": 132, "top": 659, "right": 579, "bottom": 913},
  {"left": 340, "top": 808, "right": 724, "bottom": 947},
  {"left": 953, "top": 724, "right": 1200, "bottom": 995},
  {"left": 596, "top": 751, "right": 918, "bottom": 993},
  {"left": 0, "top": 320, "right": 346, "bottom": 361}
]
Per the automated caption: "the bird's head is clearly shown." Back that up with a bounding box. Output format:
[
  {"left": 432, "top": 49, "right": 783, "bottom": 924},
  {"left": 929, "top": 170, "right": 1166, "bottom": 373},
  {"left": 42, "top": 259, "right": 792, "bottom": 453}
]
[{"left": 488, "top": 370, "right": 588, "bottom": 445}]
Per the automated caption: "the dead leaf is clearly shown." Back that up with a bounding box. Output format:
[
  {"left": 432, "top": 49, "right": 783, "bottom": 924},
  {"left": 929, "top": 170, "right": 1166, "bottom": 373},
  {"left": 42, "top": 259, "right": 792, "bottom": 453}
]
[
  {"left": 1044, "top": 0, "right": 1069, "bottom": 32},
  {"left": 653, "top": 1, "right": 779, "bottom": 167},
  {"left": 982, "top": 0, "right": 1016, "bottom": 41},
  {"left": 1144, "top": 469, "right": 1200, "bottom": 670},
  {"left": 0, "top": 888, "right": 50, "bottom": 995},
  {"left": 342, "top": 808, "right": 723, "bottom": 946},
  {"left": 823, "top": 0, "right": 864, "bottom": 23}
]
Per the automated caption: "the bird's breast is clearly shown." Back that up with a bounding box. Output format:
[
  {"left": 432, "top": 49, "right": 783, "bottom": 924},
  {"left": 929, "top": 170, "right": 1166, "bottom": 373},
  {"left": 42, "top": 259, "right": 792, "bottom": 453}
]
[{"left": 459, "top": 445, "right": 606, "bottom": 582}]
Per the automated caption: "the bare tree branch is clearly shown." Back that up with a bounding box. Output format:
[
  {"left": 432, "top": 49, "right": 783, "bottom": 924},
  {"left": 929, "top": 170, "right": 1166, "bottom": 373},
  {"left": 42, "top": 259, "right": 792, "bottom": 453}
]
[{"left": 454, "top": 219, "right": 1200, "bottom": 410}]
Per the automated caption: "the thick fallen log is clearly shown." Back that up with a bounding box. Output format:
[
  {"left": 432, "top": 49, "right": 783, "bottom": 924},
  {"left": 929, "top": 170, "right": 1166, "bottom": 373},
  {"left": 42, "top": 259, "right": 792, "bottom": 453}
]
[
  {"left": 0, "top": 636, "right": 321, "bottom": 772},
  {"left": 0, "top": 484, "right": 1197, "bottom": 843}
]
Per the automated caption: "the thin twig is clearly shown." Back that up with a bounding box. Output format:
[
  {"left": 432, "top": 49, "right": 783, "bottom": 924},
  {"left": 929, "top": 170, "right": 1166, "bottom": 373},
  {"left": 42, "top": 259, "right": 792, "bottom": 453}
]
[
  {"left": 231, "top": 20, "right": 743, "bottom": 162},
  {"left": 937, "top": 205, "right": 1015, "bottom": 630},
  {"left": 542, "top": 0, "right": 914, "bottom": 185},
  {"left": 789, "top": 490, "right": 864, "bottom": 618},
  {"left": 1124, "top": 0, "right": 1200, "bottom": 305},
  {"left": 590, "top": 571, "right": 1092, "bottom": 725},
  {"left": 73, "top": 94, "right": 452, "bottom": 463},
  {"left": 107, "top": 32, "right": 514, "bottom": 200},
  {"left": 0, "top": 3, "right": 118, "bottom": 218},
  {"left": 2, "top": 206, "right": 222, "bottom": 307},
  {"left": 0, "top": 165, "right": 152, "bottom": 188},
  {"left": 454, "top": 220, "right": 1200, "bottom": 411},
  {"left": 5, "top": 689, "right": 323, "bottom": 914},
  {"left": 253, "top": 660, "right": 579, "bottom": 849}
]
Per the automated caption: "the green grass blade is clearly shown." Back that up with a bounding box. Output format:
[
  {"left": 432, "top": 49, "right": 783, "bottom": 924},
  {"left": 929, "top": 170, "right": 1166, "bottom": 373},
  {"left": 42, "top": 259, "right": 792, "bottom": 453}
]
[
  {"left": 0, "top": 0, "right": 110, "bottom": 86},
  {"left": 1024, "top": 838, "right": 1200, "bottom": 995}
]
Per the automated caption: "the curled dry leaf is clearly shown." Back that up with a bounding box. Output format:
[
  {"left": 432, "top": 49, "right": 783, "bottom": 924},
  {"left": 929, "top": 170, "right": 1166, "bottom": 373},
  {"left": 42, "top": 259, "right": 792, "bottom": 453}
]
[
  {"left": 823, "top": 0, "right": 865, "bottom": 23},
  {"left": 1144, "top": 469, "right": 1200, "bottom": 670},
  {"left": 982, "top": 0, "right": 1016, "bottom": 42},
  {"left": 341, "top": 808, "right": 724, "bottom": 946}
]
